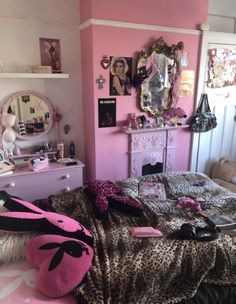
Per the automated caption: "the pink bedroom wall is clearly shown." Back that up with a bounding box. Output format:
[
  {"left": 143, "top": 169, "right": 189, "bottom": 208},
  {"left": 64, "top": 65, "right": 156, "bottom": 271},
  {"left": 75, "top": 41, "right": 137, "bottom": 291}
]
[
  {"left": 80, "top": 0, "right": 208, "bottom": 30},
  {"left": 80, "top": 0, "right": 208, "bottom": 181}
]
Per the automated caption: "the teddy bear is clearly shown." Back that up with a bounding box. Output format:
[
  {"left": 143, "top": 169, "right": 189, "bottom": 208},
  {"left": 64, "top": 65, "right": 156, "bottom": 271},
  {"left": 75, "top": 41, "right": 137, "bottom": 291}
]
[
  {"left": 84, "top": 180, "right": 144, "bottom": 218},
  {"left": 211, "top": 156, "right": 236, "bottom": 193},
  {"left": 162, "top": 107, "right": 187, "bottom": 126}
]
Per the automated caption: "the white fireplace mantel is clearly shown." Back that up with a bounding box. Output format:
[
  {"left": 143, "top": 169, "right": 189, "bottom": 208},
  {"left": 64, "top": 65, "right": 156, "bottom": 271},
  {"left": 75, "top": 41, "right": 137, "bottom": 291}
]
[{"left": 122, "top": 125, "right": 188, "bottom": 177}]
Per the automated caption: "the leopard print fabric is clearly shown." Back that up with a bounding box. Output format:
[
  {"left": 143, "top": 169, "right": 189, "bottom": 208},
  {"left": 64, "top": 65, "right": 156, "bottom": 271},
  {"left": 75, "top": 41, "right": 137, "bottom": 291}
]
[{"left": 49, "top": 172, "right": 236, "bottom": 304}]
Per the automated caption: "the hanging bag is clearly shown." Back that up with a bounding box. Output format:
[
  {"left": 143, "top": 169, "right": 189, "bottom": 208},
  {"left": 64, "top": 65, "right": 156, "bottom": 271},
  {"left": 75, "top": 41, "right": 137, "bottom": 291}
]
[{"left": 189, "top": 93, "right": 217, "bottom": 132}]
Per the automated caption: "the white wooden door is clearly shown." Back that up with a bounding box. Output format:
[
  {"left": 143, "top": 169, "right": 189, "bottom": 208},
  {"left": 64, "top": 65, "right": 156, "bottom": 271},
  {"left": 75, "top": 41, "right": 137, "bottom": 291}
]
[{"left": 191, "top": 31, "right": 236, "bottom": 176}]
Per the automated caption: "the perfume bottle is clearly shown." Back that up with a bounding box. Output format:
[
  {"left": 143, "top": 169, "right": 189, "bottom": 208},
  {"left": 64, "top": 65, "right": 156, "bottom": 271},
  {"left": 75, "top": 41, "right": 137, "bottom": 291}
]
[
  {"left": 69, "top": 141, "right": 75, "bottom": 158},
  {"left": 57, "top": 142, "right": 64, "bottom": 159},
  {"left": 130, "top": 113, "right": 138, "bottom": 129}
]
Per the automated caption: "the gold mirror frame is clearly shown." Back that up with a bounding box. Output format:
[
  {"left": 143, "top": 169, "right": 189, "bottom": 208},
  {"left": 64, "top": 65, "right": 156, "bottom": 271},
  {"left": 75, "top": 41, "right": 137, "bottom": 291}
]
[{"left": 135, "top": 37, "right": 184, "bottom": 118}]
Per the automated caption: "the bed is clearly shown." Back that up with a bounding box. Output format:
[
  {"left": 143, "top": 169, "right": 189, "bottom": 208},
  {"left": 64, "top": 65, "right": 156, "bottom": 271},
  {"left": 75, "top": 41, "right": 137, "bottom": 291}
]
[{"left": 1, "top": 171, "right": 236, "bottom": 303}]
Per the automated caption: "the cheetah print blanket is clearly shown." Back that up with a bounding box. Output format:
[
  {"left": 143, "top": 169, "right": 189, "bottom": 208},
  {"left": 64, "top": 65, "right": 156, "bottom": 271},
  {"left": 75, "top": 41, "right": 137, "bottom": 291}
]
[{"left": 49, "top": 172, "right": 236, "bottom": 304}]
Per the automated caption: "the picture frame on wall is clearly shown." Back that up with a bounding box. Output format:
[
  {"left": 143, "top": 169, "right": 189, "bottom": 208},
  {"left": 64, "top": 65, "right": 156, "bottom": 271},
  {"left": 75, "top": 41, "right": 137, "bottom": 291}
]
[
  {"left": 109, "top": 56, "right": 132, "bottom": 96},
  {"left": 39, "top": 37, "right": 62, "bottom": 73},
  {"left": 98, "top": 98, "right": 116, "bottom": 128}
]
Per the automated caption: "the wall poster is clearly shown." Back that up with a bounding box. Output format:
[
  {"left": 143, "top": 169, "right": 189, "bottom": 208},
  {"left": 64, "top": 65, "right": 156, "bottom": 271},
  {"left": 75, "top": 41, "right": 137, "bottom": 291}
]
[
  {"left": 98, "top": 98, "right": 116, "bottom": 128},
  {"left": 109, "top": 57, "right": 132, "bottom": 96},
  {"left": 39, "top": 37, "right": 61, "bottom": 73}
]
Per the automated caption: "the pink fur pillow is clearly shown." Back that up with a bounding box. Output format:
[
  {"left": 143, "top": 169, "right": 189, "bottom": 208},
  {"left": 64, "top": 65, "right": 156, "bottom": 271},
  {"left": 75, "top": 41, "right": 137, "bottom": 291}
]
[{"left": 85, "top": 180, "right": 144, "bottom": 218}]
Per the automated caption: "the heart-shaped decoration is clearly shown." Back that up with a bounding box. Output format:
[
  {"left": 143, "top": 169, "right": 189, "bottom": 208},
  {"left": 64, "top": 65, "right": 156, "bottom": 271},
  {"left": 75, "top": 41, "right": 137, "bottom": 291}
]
[{"left": 100, "top": 56, "right": 111, "bottom": 69}]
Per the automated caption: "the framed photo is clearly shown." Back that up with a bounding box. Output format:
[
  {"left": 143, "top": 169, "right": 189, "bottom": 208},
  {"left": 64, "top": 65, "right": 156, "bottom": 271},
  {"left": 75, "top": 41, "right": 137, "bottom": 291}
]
[
  {"left": 98, "top": 98, "right": 116, "bottom": 128},
  {"left": 39, "top": 38, "right": 61, "bottom": 73},
  {"left": 109, "top": 56, "right": 132, "bottom": 96}
]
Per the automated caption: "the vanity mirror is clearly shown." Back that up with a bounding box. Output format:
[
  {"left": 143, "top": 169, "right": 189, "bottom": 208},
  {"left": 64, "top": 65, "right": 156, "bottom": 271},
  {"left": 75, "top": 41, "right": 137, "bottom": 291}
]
[
  {"left": 135, "top": 37, "right": 184, "bottom": 118},
  {"left": 1, "top": 90, "right": 54, "bottom": 141}
]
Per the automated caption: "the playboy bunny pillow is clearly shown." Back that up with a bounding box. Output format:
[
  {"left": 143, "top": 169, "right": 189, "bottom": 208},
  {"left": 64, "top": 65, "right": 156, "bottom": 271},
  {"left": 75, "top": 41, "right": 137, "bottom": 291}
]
[{"left": 0, "top": 192, "right": 94, "bottom": 298}]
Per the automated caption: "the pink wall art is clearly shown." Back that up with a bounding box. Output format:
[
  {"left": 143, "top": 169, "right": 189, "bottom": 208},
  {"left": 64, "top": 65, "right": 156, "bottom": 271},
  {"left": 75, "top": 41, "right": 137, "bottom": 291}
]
[{"left": 39, "top": 38, "right": 61, "bottom": 73}]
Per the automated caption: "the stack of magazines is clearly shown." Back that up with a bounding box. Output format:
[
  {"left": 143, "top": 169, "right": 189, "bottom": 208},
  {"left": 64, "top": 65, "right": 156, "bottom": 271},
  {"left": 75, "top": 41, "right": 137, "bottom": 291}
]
[{"left": 0, "top": 160, "right": 15, "bottom": 176}]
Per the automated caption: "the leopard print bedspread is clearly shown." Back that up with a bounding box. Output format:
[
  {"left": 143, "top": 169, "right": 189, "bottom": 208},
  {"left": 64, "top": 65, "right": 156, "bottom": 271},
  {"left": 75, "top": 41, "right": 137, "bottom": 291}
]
[{"left": 49, "top": 172, "right": 236, "bottom": 304}]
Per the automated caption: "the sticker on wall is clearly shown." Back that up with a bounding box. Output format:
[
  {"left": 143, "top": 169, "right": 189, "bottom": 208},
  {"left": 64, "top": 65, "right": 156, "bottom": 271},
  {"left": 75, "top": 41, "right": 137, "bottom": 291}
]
[
  {"left": 109, "top": 57, "right": 132, "bottom": 96},
  {"left": 98, "top": 98, "right": 116, "bottom": 128},
  {"left": 180, "top": 52, "right": 189, "bottom": 67},
  {"left": 39, "top": 37, "right": 61, "bottom": 73},
  {"left": 179, "top": 70, "right": 195, "bottom": 97}
]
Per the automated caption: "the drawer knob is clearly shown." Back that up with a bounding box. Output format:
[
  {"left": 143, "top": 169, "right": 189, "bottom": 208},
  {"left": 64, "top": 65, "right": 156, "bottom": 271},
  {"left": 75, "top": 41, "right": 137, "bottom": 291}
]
[
  {"left": 64, "top": 174, "right": 70, "bottom": 179},
  {"left": 65, "top": 186, "right": 71, "bottom": 192},
  {"left": 9, "top": 182, "right": 15, "bottom": 188}
]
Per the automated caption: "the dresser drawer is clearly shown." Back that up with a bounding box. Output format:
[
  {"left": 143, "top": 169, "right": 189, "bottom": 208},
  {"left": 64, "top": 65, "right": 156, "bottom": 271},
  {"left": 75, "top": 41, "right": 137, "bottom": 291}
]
[{"left": 0, "top": 163, "right": 84, "bottom": 202}]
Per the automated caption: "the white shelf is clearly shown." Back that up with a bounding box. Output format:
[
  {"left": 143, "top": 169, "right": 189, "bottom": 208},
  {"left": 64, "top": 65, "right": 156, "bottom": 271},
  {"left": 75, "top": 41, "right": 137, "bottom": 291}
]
[{"left": 0, "top": 73, "right": 69, "bottom": 79}]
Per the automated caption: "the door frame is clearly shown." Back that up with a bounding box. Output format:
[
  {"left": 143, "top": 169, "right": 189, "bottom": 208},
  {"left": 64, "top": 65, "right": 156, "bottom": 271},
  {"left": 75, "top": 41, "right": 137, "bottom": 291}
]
[{"left": 190, "top": 30, "right": 236, "bottom": 172}]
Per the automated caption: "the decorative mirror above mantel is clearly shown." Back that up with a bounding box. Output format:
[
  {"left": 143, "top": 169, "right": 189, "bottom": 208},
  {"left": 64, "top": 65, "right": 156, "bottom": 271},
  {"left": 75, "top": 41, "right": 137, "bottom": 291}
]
[
  {"left": 134, "top": 36, "right": 184, "bottom": 118},
  {"left": 1, "top": 90, "right": 54, "bottom": 141}
]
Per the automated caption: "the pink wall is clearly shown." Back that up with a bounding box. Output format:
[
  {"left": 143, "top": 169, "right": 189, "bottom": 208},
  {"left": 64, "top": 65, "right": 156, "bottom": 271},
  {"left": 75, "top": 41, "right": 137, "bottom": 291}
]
[
  {"left": 80, "top": 0, "right": 208, "bottom": 181},
  {"left": 80, "top": 27, "right": 96, "bottom": 180},
  {"left": 80, "top": 0, "right": 208, "bottom": 30}
]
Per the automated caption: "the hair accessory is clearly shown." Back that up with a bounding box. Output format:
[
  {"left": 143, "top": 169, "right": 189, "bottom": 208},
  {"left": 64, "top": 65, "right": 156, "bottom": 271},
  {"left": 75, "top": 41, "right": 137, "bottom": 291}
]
[
  {"left": 174, "top": 223, "right": 220, "bottom": 242},
  {"left": 176, "top": 197, "right": 202, "bottom": 213}
]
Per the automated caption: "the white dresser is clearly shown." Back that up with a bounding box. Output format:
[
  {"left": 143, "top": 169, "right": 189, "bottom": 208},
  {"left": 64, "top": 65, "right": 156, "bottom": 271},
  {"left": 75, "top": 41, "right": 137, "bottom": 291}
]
[{"left": 0, "top": 160, "right": 84, "bottom": 202}]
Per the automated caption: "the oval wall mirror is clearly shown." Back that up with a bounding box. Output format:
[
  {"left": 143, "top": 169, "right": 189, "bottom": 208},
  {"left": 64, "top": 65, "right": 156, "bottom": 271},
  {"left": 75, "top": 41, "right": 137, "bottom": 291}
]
[
  {"left": 2, "top": 91, "right": 54, "bottom": 140},
  {"left": 135, "top": 37, "right": 184, "bottom": 117}
]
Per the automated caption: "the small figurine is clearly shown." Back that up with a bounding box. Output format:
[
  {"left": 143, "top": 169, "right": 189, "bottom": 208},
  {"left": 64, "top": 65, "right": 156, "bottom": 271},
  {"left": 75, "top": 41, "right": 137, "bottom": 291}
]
[{"left": 13, "top": 143, "right": 21, "bottom": 156}]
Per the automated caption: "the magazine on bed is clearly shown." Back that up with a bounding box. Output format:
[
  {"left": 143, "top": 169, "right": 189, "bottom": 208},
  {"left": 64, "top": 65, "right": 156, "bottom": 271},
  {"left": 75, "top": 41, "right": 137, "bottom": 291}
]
[
  {"left": 138, "top": 182, "right": 166, "bottom": 199},
  {"left": 208, "top": 215, "right": 236, "bottom": 229}
]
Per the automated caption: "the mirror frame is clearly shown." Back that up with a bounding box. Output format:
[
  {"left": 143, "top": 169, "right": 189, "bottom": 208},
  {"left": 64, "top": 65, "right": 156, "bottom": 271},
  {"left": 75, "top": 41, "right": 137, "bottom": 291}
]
[
  {"left": 2, "top": 90, "right": 54, "bottom": 141},
  {"left": 135, "top": 36, "right": 184, "bottom": 118}
]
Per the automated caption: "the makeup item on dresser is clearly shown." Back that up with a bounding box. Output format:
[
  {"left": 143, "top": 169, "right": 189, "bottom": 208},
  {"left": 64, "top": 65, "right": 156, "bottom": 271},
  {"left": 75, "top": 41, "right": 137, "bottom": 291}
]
[
  {"left": 65, "top": 161, "right": 78, "bottom": 166},
  {"left": 29, "top": 157, "right": 49, "bottom": 172},
  {"left": 57, "top": 142, "right": 64, "bottom": 159},
  {"left": 69, "top": 141, "right": 75, "bottom": 158}
]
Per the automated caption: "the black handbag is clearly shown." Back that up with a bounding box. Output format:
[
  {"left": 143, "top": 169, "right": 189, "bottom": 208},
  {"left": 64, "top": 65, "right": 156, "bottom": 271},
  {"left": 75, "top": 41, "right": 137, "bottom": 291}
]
[{"left": 189, "top": 93, "right": 217, "bottom": 132}]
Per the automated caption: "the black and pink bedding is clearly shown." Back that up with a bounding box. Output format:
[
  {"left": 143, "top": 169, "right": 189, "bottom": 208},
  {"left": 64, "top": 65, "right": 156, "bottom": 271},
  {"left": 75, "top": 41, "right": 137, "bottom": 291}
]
[{"left": 47, "top": 171, "right": 236, "bottom": 304}]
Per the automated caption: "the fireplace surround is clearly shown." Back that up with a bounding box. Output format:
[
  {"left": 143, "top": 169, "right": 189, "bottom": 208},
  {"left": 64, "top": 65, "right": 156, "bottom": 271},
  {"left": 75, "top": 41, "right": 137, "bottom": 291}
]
[{"left": 123, "top": 126, "right": 188, "bottom": 177}]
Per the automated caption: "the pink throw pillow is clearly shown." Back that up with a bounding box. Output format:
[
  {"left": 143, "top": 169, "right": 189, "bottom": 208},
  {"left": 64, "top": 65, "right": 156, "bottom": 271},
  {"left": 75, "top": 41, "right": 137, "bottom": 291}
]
[{"left": 25, "top": 234, "right": 94, "bottom": 298}]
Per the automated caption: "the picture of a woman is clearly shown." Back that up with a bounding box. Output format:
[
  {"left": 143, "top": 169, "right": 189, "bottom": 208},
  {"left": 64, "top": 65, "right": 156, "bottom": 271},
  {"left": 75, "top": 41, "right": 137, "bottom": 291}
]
[{"left": 110, "top": 57, "right": 132, "bottom": 96}]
